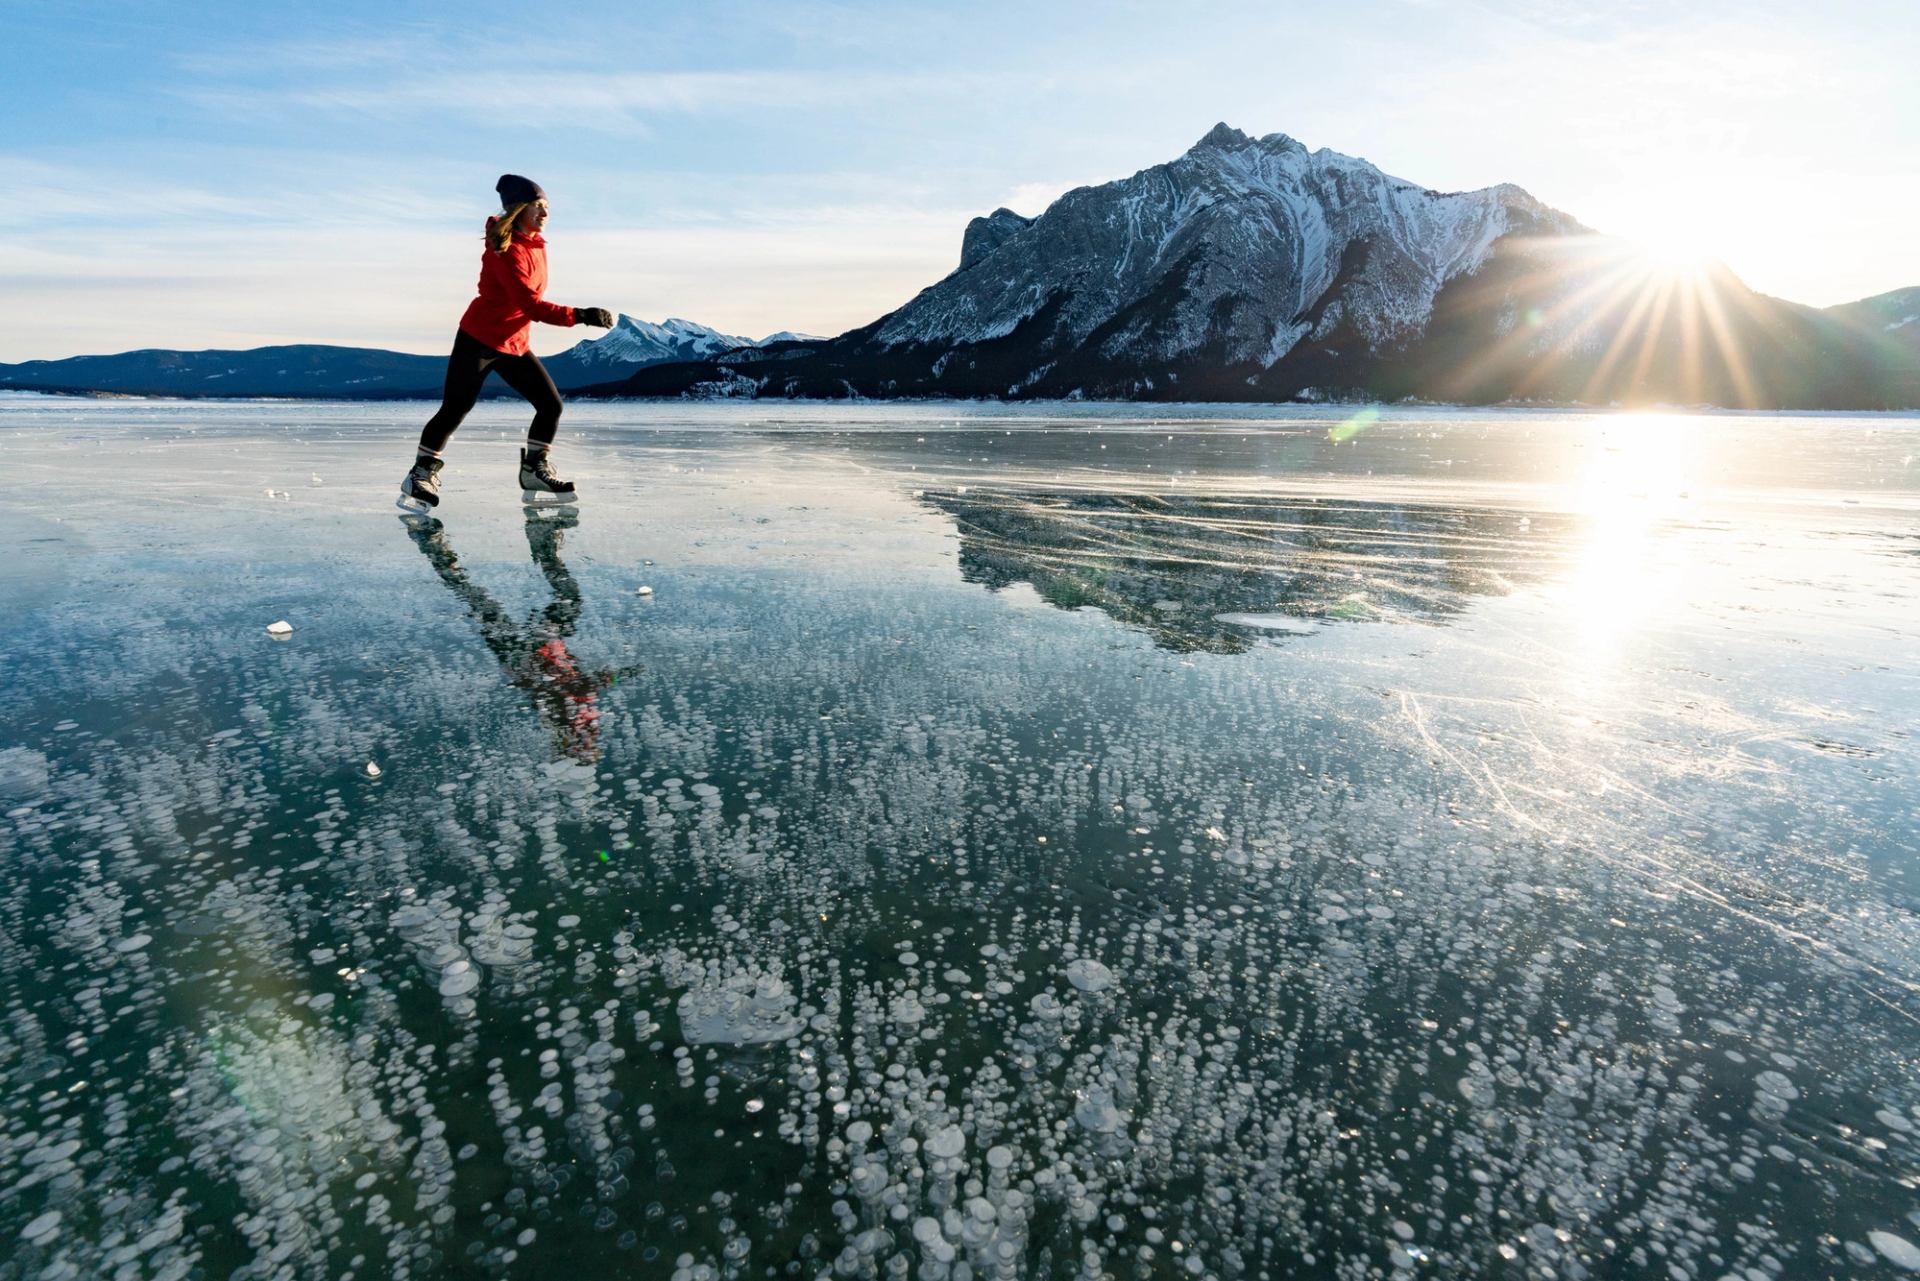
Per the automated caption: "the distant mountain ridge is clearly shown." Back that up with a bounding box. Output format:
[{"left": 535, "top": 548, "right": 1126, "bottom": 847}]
[
  {"left": 8, "top": 127, "right": 1916, "bottom": 409},
  {"left": 582, "top": 124, "right": 1919, "bottom": 410},
  {"left": 0, "top": 315, "right": 807, "bottom": 398}
]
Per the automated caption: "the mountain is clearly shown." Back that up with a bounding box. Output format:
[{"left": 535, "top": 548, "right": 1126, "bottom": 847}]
[
  {"left": 541, "top": 315, "right": 754, "bottom": 386},
  {"left": 581, "top": 124, "right": 1920, "bottom": 409},
  {"left": 0, "top": 345, "right": 448, "bottom": 398},
  {"left": 0, "top": 316, "right": 801, "bottom": 399},
  {"left": 1824, "top": 286, "right": 1920, "bottom": 371}
]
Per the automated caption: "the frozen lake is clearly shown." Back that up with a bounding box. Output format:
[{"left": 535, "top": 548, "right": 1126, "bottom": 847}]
[{"left": 3, "top": 396, "right": 1919, "bottom": 1280}]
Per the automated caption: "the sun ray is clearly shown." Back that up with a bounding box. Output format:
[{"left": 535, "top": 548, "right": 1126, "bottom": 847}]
[
  {"left": 1442, "top": 237, "right": 1654, "bottom": 400},
  {"left": 1580, "top": 267, "right": 1674, "bottom": 404},
  {"left": 1691, "top": 270, "right": 1763, "bottom": 408}
]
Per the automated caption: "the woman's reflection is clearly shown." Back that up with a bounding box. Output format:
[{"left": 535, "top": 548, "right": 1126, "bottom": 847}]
[{"left": 401, "top": 510, "right": 635, "bottom": 761}]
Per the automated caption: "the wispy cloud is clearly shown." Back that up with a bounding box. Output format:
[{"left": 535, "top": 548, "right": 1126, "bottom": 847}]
[{"left": 172, "top": 68, "right": 936, "bottom": 135}]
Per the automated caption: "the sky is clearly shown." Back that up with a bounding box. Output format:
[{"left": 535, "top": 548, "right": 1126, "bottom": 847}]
[{"left": 4, "top": 0, "right": 1915, "bottom": 361}]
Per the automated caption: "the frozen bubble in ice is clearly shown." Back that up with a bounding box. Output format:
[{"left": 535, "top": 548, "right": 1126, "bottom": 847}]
[
  {"left": 391, "top": 903, "right": 435, "bottom": 933},
  {"left": 557, "top": 915, "right": 581, "bottom": 929},
  {"left": 0, "top": 749, "right": 50, "bottom": 800},
  {"left": 19, "top": 1210, "right": 60, "bottom": 1244},
  {"left": 115, "top": 933, "right": 153, "bottom": 953},
  {"left": 986, "top": 1145, "right": 1013, "bottom": 1171},
  {"left": 1879, "top": 1109, "right": 1915, "bottom": 1134},
  {"left": 926, "top": 1125, "right": 965, "bottom": 1158},
  {"left": 1871, "top": 1232, "right": 1920, "bottom": 1270},
  {"left": 1064, "top": 958, "right": 1114, "bottom": 993},
  {"left": 440, "top": 961, "right": 481, "bottom": 997},
  {"left": 891, "top": 994, "right": 926, "bottom": 1025},
  {"left": 364, "top": 761, "right": 382, "bottom": 779},
  {"left": 846, "top": 1121, "right": 873, "bottom": 1144},
  {"left": 678, "top": 974, "right": 804, "bottom": 1046},
  {"left": 1073, "top": 1088, "right": 1127, "bottom": 1134},
  {"left": 898, "top": 952, "right": 919, "bottom": 966},
  {"left": 265, "top": 620, "right": 293, "bottom": 638},
  {"left": 1754, "top": 1070, "right": 1799, "bottom": 1103},
  {"left": 1457, "top": 1070, "right": 1497, "bottom": 1109},
  {"left": 543, "top": 760, "right": 597, "bottom": 791}
]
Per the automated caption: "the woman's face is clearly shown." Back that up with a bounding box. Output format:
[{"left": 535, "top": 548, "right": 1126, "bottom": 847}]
[{"left": 518, "top": 199, "right": 550, "bottom": 233}]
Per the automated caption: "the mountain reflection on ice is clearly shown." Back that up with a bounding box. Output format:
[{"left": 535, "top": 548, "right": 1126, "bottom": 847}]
[
  {"left": 2, "top": 400, "right": 1919, "bottom": 1281},
  {"left": 924, "top": 489, "right": 1571, "bottom": 652}
]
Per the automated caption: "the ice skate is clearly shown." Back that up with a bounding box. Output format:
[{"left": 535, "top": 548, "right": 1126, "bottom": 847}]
[
  {"left": 397, "top": 456, "right": 444, "bottom": 513},
  {"left": 519, "top": 447, "right": 577, "bottom": 507}
]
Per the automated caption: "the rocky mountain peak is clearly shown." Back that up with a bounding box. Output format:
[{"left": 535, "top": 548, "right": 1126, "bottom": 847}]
[
  {"left": 1192, "top": 121, "right": 1251, "bottom": 151},
  {"left": 959, "top": 208, "right": 1036, "bottom": 271}
]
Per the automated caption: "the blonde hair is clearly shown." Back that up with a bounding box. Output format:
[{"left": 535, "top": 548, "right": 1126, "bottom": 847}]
[{"left": 489, "top": 202, "right": 531, "bottom": 253}]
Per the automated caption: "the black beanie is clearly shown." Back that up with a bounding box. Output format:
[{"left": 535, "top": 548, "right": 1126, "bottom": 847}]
[{"left": 496, "top": 174, "right": 546, "bottom": 207}]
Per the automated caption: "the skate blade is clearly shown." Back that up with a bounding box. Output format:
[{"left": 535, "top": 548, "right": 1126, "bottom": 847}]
[
  {"left": 521, "top": 490, "right": 578, "bottom": 507},
  {"left": 397, "top": 494, "right": 435, "bottom": 515},
  {"left": 524, "top": 506, "right": 581, "bottom": 529}
]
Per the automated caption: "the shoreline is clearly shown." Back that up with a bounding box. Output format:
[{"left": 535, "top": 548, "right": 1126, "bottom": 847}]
[{"left": 4, "top": 386, "right": 1920, "bottom": 420}]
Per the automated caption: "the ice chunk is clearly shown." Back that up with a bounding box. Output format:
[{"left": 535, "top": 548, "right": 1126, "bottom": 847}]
[
  {"left": 1212, "top": 612, "right": 1318, "bottom": 634},
  {"left": 265, "top": 620, "right": 293, "bottom": 637}
]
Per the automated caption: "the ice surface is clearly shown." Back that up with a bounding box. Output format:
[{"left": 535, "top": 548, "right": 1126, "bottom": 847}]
[{"left": 1, "top": 399, "right": 1918, "bottom": 1279}]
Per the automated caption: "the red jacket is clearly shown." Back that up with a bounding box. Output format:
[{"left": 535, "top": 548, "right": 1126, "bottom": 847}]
[{"left": 458, "top": 220, "right": 578, "bottom": 356}]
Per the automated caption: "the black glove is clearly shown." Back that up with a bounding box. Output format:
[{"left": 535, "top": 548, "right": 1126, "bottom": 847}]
[{"left": 576, "top": 307, "right": 614, "bottom": 329}]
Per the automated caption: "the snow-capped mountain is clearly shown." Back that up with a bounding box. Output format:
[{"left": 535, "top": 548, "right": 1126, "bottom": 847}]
[
  {"left": 582, "top": 124, "right": 1919, "bottom": 409},
  {"left": 543, "top": 315, "right": 750, "bottom": 379},
  {"left": 542, "top": 316, "right": 827, "bottom": 386},
  {"left": 874, "top": 122, "right": 1580, "bottom": 365}
]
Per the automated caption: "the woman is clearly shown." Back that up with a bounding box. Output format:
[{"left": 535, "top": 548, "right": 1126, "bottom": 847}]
[{"left": 399, "top": 174, "right": 614, "bottom": 512}]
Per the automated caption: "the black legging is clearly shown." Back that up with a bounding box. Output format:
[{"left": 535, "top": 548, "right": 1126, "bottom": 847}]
[{"left": 417, "top": 329, "right": 563, "bottom": 455}]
